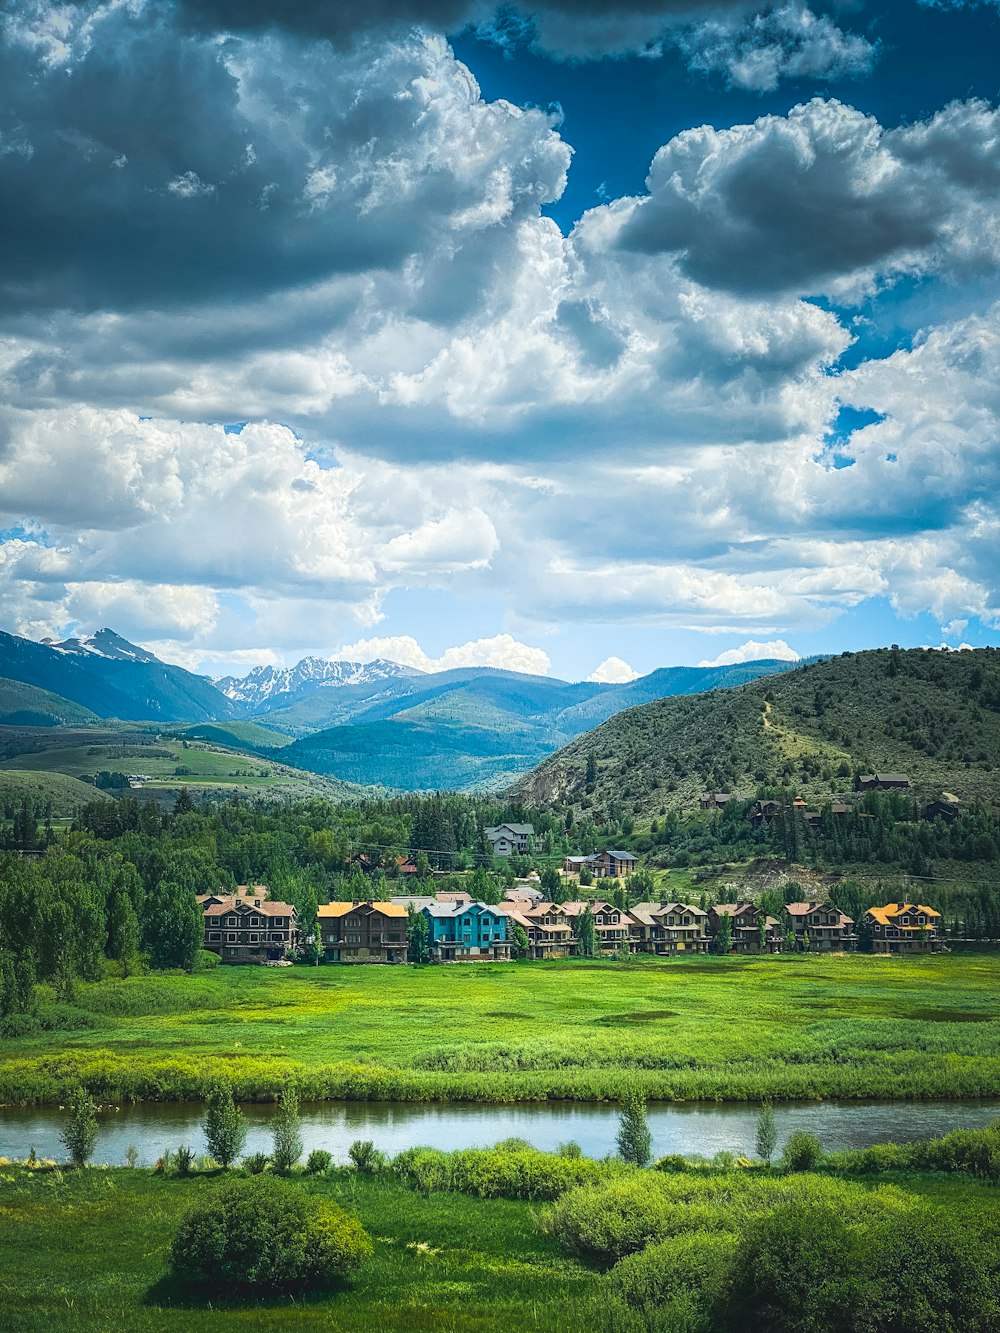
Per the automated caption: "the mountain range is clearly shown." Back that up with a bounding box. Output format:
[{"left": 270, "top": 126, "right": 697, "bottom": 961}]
[{"left": 0, "top": 626, "right": 806, "bottom": 790}]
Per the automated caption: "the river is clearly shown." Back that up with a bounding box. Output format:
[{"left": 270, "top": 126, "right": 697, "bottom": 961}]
[{"left": 2, "top": 1098, "right": 997, "bottom": 1166}]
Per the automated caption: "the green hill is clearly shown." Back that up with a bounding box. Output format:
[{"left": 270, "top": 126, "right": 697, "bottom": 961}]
[
  {"left": 0, "top": 677, "right": 98, "bottom": 727},
  {"left": 516, "top": 647, "right": 1000, "bottom": 815},
  {"left": 0, "top": 769, "right": 111, "bottom": 816}
]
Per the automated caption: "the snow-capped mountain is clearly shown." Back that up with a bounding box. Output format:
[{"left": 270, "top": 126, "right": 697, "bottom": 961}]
[
  {"left": 215, "top": 657, "right": 424, "bottom": 712},
  {"left": 42, "top": 627, "right": 162, "bottom": 664}
]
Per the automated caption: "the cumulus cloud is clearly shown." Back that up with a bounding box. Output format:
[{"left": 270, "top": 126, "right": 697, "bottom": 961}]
[
  {"left": 698, "top": 638, "right": 800, "bottom": 666},
  {"left": 332, "top": 632, "right": 552, "bottom": 675},
  {"left": 677, "top": 4, "right": 877, "bottom": 92},
  {"left": 616, "top": 97, "right": 1000, "bottom": 298},
  {"left": 586, "top": 656, "right": 641, "bottom": 683}
]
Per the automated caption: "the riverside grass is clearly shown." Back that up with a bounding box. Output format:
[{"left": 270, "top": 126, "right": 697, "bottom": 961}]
[
  {"left": 0, "top": 1162, "right": 998, "bottom": 1333},
  {"left": 2, "top": 953, "right": 999, "bottom": 1105}
]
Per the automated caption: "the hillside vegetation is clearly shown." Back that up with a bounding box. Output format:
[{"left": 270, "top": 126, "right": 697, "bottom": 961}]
[
  {"left": 0, "top": 678, "right": 98, "bottom": 728},
  {"left": 517, "top": 647, "right": 1000, "bottom": 815}
]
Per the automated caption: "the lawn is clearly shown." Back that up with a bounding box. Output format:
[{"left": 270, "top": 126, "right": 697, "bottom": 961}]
[{"left": 2, "top": 953, "right": 999, "bottom": 1104}]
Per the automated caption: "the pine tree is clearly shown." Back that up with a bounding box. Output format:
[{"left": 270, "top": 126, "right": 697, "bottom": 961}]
[
  {"left": 203, "top": 1081, "right": 246, "bottom": 1168},
  {"left": 61, "top": 1085, "right": 98, "bottom": 1167},
  {"left": 756, "top": 1102, "right": 777, "bottom": 1165},
  {"left": 616, "top": 1088, "right": 652, "bottom": 1167},
  {"left": 271, "top": 1082, "right": 303, "bottom": 1173}
]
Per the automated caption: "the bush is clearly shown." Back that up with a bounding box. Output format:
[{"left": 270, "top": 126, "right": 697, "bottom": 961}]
[
  {"left": 782, "top": 1132, "right": 823, "bottom": 1172},
  {"left": 391, "top": 1145, "right": 608, "bottom": 1201},
  {"left": 169, "top": 1175, "right": 372, "bottom": 1295},
  {"left": 609, "top": 1230, "right": 736, "bottom": 1322},
  {"left": 174, "top": 1144, "right": 195, "bottom": 1176},
  {"left": 827, "top": 1120, "right": 1000, "bottom": 1183},
  {"left": 60, "top": 1085, "right": 98, "bottom": 1168},
  {"left": 192, "top": 950, "right": 220, "bottom": 971},
  {"left": 242, "top": 1152, "right": 269, "bottom": 1175},
  {"left": 305, "top": 1149, "right": 333, "bottom": 1175},
  {"left": 558, "top": 1141, "right": 583, "bottom": 1159},
  {"left": 348, "top": 1139, "right": 387, "bottom": 1174},
  {"left": 654, "top": 1154, "right": 689, "bottom": 1173}
]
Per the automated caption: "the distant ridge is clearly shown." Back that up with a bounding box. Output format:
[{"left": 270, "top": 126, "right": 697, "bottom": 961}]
[{"left": 215, "top": 656, "right": 424, "bottom": 712}]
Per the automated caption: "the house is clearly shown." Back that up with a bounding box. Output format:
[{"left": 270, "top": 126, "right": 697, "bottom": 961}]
[
  {"left": 562, "top": 900, "right": 635, "bottom": 954},
  {"left": 394, "top": 856, "right": 421, "bottom": 876},
  {"left": 857, "top": 772, "right": 911, "bottom": 791},
  {"left": 629, "top": 902, "right": 709, "bottom": 954},
  {"left": 498, "top": 900, "right": 577, "bottom": 959},
  {"left": 924, "top": 792, "right": 961, "bottom": 822},
  {"left": 863, "top": 902, "right": 943, "bottom": 953},
  {"left": 699, "top": 792, "right": 733, "bottom": 811},
  {"left": 589, "top": 849, "right": 637, "bottom": 879},
  {"left": 749, "top": 799, "right": 782, "bottom": 828},
  {"left": 423, "top": 901, "right": 511, "bottom": 962},
  {"left": 562, "top": 855, "right": 593, "bottom": 874},
  {"left": 485, "top": 823, "right": 534, "bottom": 857},
  {"left": 318, "top": 901, "right": 408, "bottom": 964},
  {"left": 784, "top": 901, "right": 857, "bottom": 951},
  {"left": 201, "top": 889, "right": 297, "bottom": 964},
  {"left": 505, "top": 886, "right": 543, "bottom": 905},
  {"left": 709, "top": 903, "right": 782, "bottom": 954},
  {"left": 831, "top": 802, "right": 853, "bottom": 817}
]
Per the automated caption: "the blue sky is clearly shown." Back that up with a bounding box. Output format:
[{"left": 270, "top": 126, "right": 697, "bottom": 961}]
[{"left": 0, "top": 0, "right": 998, "bottom": 682}]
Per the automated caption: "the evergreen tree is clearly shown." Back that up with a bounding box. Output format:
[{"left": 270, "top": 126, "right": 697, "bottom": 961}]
[
  {"left": 616, "top": 1088, "right": 652, "bottom": 1167},
  {"left": 271, "top": 1082, "right": 303, "bottom": 1173},
  {"left": 172, "top": 786, "right": 195, "bottom": 816},
  {"left": 204, "top": 1081, "right": 246, "bottom": 1168},
  {"left": 756, "top": 1102, "right": 777, "bottom": 1165},
  {"left": 577, "top": 905, "right": 596, "bottom": 957},
  {"left": 60, "top": 1085, "right": 98, "bottom": 1167},
  {"left": 585, "top": 751, "right": 597, "bottom": 789}
]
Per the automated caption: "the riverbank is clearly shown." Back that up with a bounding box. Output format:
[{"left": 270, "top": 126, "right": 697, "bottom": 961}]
[{"left": 2, "top": 953, "right": 998, "bottom": 1105}]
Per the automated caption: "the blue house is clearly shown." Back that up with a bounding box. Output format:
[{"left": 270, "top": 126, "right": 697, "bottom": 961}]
[{"left": 423, "top": 901, "right": 512, "bottom": 962}]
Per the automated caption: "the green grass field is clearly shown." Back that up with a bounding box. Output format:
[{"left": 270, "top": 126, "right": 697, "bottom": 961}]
[
  {"left": 0, "top": 1162, "right": 996, "bottom": 1332},
  {"left": 4, "top": 954, "right": 999, "bottom": 1104}
]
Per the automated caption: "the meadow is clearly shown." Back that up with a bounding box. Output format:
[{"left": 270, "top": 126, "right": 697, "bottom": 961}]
[
  {"left": 2, "top": 953, "right": 999, "bottom": 1104},
  {"left": 1, "top": 1149, "right": 998, "bottom": 1332}
]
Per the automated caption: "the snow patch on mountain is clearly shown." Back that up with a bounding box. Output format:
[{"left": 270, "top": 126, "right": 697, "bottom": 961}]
[
  {"left": 41, "top": 628, "right": 161, "bottom": 664},
  {"left": 215, "top": 657, "right": 423, "bottom": 709}
]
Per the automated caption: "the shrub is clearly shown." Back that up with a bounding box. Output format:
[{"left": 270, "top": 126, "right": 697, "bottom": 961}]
[
  {"left": 654, "top": 1154, "right": 689, "bottom": 1173},
  {"left": 609, "top": 1230, "right": 736, "bottom": 1323},
  {"left": 203, "top": 1081, "right": 246, "bottom": 1169},
  {"left": 271, "top": 1083, "right": 303, "bottom": 1173},
  {"left": 391, "top": 1145, "right": 607, "bottom": 1201},
  {"left": 242, "top": 1152, "right": 269, "bottom": 1175},
  {"left": 174, "top": 1144, "right": 195, "bottom": 1176},
  {"left": 782, "top": 1131, "right": 823, "bottom": 1173},
  {"left": 558, "top": 1141, "right": 583, "bottom": 1159},
  {"left": 124, "top": 1144, "right": 139, "bottom": 1169},
  {"left": 192, "top": 950, "right": 220, "bottom": 970},
  {"left": 169, "top": 1175, "right": 372, "bottom": 1295},
  {"left": 60, "top": 1085, "right": 98, "bottom": 1168},
  {"left": 617, "top": 1088, "right": 652, "bottom": 1167},
  {"left": 306, "top": 1149, "right": 333, "bottom": 1175},
  {"left": 348, "top": 1139, "right": 387, "bottom": 1174},
  {"left": 393, "top": 1147, "right": 451, "bottom": 1195}
]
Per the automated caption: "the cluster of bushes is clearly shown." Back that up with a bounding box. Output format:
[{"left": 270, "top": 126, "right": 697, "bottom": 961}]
[
  {"left": 392, "top": 1140, "right": 610, "bottom": 1200},
  {"left": 544, "top": 1171, "right": 1000, "bottom": 1330},
  {"left": 827, "top": 1119, "right": 1000, "bottom": 1182}
]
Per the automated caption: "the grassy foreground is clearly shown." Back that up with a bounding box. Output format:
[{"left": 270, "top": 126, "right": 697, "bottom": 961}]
[
  {"left": 2, "top": 953, "right": 999, "bottom": 1104},
  {"left": 0, "top": 1160, "right": 997, "bottom": 1332}
]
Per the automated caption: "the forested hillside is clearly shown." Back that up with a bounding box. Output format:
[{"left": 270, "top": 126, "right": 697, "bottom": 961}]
[{"left": 517, "top": 647, "right": 1000, "bottom": 816}]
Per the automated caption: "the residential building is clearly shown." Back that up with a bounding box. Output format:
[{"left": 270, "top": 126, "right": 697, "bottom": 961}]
[
  {"left": 863, "top": 902, "right": 943, "bottom": 953},
  {"left": 924, "top": 792, "right": 961, "bottom": 822},
  {"left": 318, "top": 901, "right": 408, "bottom": 963},
  {"left": 749, "top": 799, "right": 782, "bottom": 828},
  {"left": 498, "top": 900, "right": 577, "bottom": 958},
  {"left": 589, "top": 849, "right": 637, "bottom": 879},
  {"left": 485, "top": 823, "right": 534, "bottom": 857},
  {"left": 423, "top": 901, "right": 511, "bottom": 961},
  {"left": 630, "top": 902, "right": 709, "bottom": 954},
  {"left": 784, "top": 901, "right": 857, "bottom": 951},
  {"left": 709, "top": 903, "right": 783, "bottom": 953},
  {"left": 857, "top": 772, "right": 911, "bottom": 791},
  {"left": 562, "top": 855, "right": 593, "bottom": 874},
  {"left": 201, "top": 888, "right": 297, "bottom": 964},
  {"left": 699, "top": 792, "right": 733, "bottom": 810},
  {"left": 562, "top": 900, "right": 635, "bottom": 954}
]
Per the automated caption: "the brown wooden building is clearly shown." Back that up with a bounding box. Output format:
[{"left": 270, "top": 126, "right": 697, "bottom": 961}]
[
  {"left": 318, "top": 901, "right": 408, "bottom": 963},
  {"left": 201, "top": 887, "right": 297, "bottom": 964},
  {"left": 709, "top": 903, "right": 782, "bottom": 953},
  {"left": 863, "top": 902, "right": 943, "bottom": 953},
  {"left": 784, "top": 901, "right": 857, "bottom": 951},
  {"left": 629, "top": 902, "right": 709, "bottom": 954}
]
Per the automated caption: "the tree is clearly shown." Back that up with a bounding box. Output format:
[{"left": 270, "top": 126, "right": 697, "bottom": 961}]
[
  {"left": 204, "top": 1080, "right": 247, "bottom": 1168},
  {"left": 106, "top": 881, "right": 140, "bottom": 974},
  {"left": 61, "top": 1085, "right": 98, "bottom": 1167},
  {"left": 714, "top": 912, "right": 733, "bottom": 954},
  {"left": 756, "top": 1101, "right": 777, "bottom": 1165},
  {"left": 407, "top": 906, "right": 430, "bottom": 963},
  {"left": 144, "top": 879, "right": 204, "bottom": 970},
  {"left": 757, "top": 915, "right": 769, "bottom": 954},
  {"left": 577, "top": 904, "right": 596, "bottom": 957},
  {"left": 271, "top": 1082, "right": 303, "bottom": 1173},
  {"left": 585, "top": 751, "right": 598, "bottom": 789},
  {"left": 510, "top": 923, "right": 530, "bottom": 959},
  {"left": 616, "top": 1087, "right": 652, "bottom": 1167}
]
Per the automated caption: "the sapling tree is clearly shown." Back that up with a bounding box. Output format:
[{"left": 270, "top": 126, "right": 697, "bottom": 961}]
[
  {"left": 617, "top": 1087, "right": 652, "bottom": 1167},
  {"left": 204, "top": 1080, "right": 246, "bottom": 1168},
  {"left": 756, "top": 1102, "right": 777, "bottom": 1166},
  {"left": 271, "top": 1082, "right": 303, "bottom": 1173},
  {"left": 61, "top": 1085, "right": 98, "bottom": 1168}
]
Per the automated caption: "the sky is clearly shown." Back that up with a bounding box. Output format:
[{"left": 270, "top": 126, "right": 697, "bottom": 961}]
[{"left": 1, "top": 0, "right": 999, "bottom": 684}]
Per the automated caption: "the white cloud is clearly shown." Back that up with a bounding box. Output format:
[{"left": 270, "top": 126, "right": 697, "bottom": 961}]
[
  {"left": 586, "top": 656, "right": 641, "bottom": 683},
  {"left": 333, "top": 632, "right": 552, "bottom": 675},
  {"left": 698, "top": 639, "right": 801, "bottom": 667}
]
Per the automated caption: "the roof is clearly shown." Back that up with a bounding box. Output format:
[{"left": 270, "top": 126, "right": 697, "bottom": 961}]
[
  {"left": 785, "top": 901, "right": 854, "bottom": 925},
  {"left": 389, "top": 895, "right": 438, "bottom": 910},
  {"left": 599, "top": 849, "right": 637, "bottom": 861},
  {"left": 203, "top": 896, "right": 295, "bottom": 918},
  {"left": 711, "top": 902, "right": 758, "bottom": 917},
  {"left": 318, "top": 901, "right": 408, "bottom": 919},
  {"left": 485, "top": 823, "right": 534, "bottom": 838},
  {"left": 866, "top": 902, "right": 941, "bottom": 927}
]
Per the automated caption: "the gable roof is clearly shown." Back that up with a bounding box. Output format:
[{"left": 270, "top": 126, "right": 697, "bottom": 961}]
[
  {"left": 485, "top": 823, "right": 534, "bottom": 839},
  {"left": 202, "top": 896, "right": 295, "bottom": 918},
  {"left": 866, "top": 902, "right": 940, "bottom": 927}
]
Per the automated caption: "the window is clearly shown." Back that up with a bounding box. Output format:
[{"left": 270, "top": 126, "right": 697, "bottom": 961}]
[
  {"left": 348, "top": 934, "right": 360, "bottom": 944},
  {"left": 273, "top": 917, "right": 284, "bottom": 926},
  {"left": 900, "top": 916, "right": 910, "bottom": 926},
  {"left": 249, "top": 916, "right": 261, "bottom": 927},
  {"left": 347, "top": 917, "right": 360, "bottom": 928},
  {"left": 226, "top": 916, "right": 237, "bottom": 927},
  {"left": 208, "top": 932, "right": 221, "bottom": 942},
  {"left": 226, "top": 932, "right": 238, "bottom": 943},
  {"left": 271, "top": 933, "right": 283, "bottom": 943},
  {"left": 249, "top": 933, "right": 259, "bottom": 943}
]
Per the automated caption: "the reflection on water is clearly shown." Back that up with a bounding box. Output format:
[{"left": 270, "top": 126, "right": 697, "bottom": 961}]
[{"left": 1, "top": 1097, "right": 996, "bottom": 1166}]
